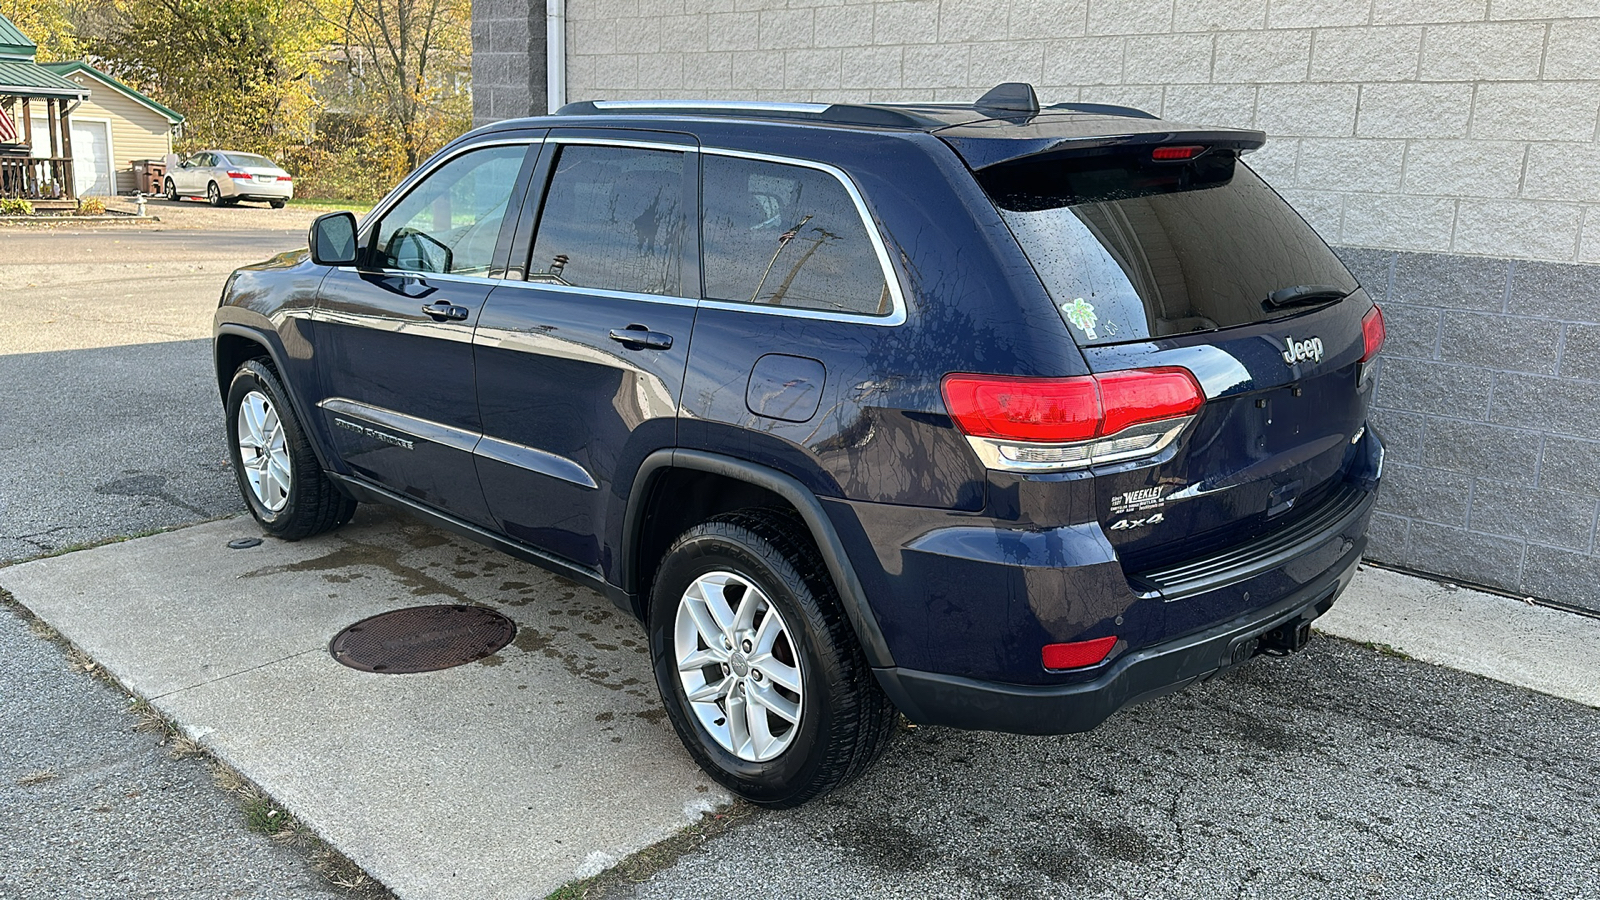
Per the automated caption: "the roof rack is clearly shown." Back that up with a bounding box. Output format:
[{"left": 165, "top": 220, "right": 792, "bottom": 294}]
[{"left": 557, "top": 98, "right": 943, "bottom": 129}]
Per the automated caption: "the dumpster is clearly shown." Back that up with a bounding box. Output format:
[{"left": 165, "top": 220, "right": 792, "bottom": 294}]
[{"left": 131, "top": 159, "right": 166, "bottom": 195}]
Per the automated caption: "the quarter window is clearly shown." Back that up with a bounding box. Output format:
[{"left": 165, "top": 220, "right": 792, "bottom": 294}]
[
  {"left": 373, "top": 144, "right": 527, "bottom": 276},
  {"left": 701, "top": 155, "right": 889, "bottom": 316},
  {"left": 526, "top": 144, "right": 687, "bottom": 296}
]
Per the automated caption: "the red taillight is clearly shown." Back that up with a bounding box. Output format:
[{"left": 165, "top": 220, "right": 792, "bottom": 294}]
[
  {"left": 1152, "top": 145, "right": 1204, "bottom": 161},
  {"left": 1043, "top": 636, "right": 1118, "bottom": 670},
  {"left": 942, "top": 367, "right": 1202, "bottom": 444},
  {"left": 277, "top": 175, "right": 293, "bottom": 182},
  {"left": 226, "top": 170, "right": 250, "bottom": 180},
  {"left": 1360, "top": 305, "right": 1386, "bottom": 363}
]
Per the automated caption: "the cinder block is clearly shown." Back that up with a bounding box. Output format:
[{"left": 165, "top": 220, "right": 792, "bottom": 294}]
[
  {"left": 1356, "top": 83, "right": 1472, "bottom": 139},
  {"left": 1041, "top": 37, "right": 1125, "bottom": 87},
  {"left": 1086, "top": 0, "right": 1174, "bottom": 35},
  {"left": 1335, "top": 246, "right": 1396, "bottom": 298},
  {"left": 1342, "top": 194, "right": 1456, "bottom": 252},
  {"left": 757, "top": 7, "right": 814, "bottom": 50},
  {"left": 1214, "top": 30, "right": 1313, "bottom": 82},
  {"left": 1523, "top": 143, "right": 1600, "bottom": 205},
  {"left": 1242, "top": 138, "right": 1298, "bottom": 183},
  {"left": 841, "top": 45, "right": 903, "bottom": 88},
  {"left": 1438, "top": 311, "right": 1563, "bottom": 375},
  {"left": 1422, "top": 422, "right": 1542, "bottom": 486},
  {"left": 1122, "top": 33, "right": 1213, "bottom": 85},
  {"left": 902, "top": 42, "right": 970, "bottom": 89},
  {"left": 1374, "top": 303, "right": 1442, "bottom": 360},
  {"left": 784, "top": 48, "right": 843, "bottom": 90},
  {"left": 1296, "top": 138, "right": 1405, "bottom": 192},
  {"left": 1277, "top": 188, "right": 1343, "bottom": 239},
  {"left": 1375, "top": 356, "right": 1494, "bottom": 419},
  {"left": 1173, "top": 0, "right": 1267, "bottom": 32},
  {"left": 1521, "top": 545, "right": 1600, "bottom": 612},
  {"left": 1008, "top": 0, "right": 1089, "bottom": 39},
  {"left": 1403, "top": 520, "right": 1526, "bottom": 591},
  {"left": 1489, "top": 371, "right": 1600, "bottom": 439},
  {"left": 709, "top": 11, "right": 761, "bottom": 50},
  {"left": 1508, "top": 260, "right": 1600, "bottom": 324},
  {"left": 1418, "top": 22, "right": 1545, "bottom": 81},
  {"left": 1370, "top": 0, "right": 1488, "bottom": 24},
  {"left": 1257, "top": 83, "right": 1358, "bottom": 137},
  {"left": 1472, "top": 82, "right": 1600, "bottom": 143},
  {"left": 1560, "top": 324, "right": 1600, "bottom": 383},
  {"left": 635, "top": 52, "right": 687, "bottom": 92},
  {"left": 969, "top": 41, "right": 1046, "bottom": 87},
  {"left": 729, "top": 49, "right": 784, "bottom": 90},
  {"left": 1365, "top": 512, "right": 1410, "bottom": 560},
  {"left": 1489, "top": 0, "right": 1599, "bottom": 20},
  {"left": 659, "top": 14, "right": 710, "bottom": 53},
  {"left": 1540, "top": 435, "right": 1600, "bottom": 496},
  {"left": 1162, "top": 84, "right": 1256, "bottom": 128},
  {"left": 815, "top": 5, "right": 875, "bottom": 46},
  {"left": 1401, "top": 140, "right": 1526, "bottom": 199},
  {"left": 1544, "top": 19, "right": 1600, "bottom": 81},
  {"left": 938, "top": 0, "right": 1008, "bottom": 42},
  {"left": 1369, "top": 406, "right": 1424, "bottom": 464},
  {"left": 1390, "top": 250, "right": 1509, "bottom": 311},
  {"left": 1470, "top": 482, "right": 1596, "bottom": 551},
  {"left": 1267, "top": 0, "right": 1373, "bottom": 28},
  {"left": 1375, "top": 462, "right": 1474, "bottom": 525},
  {"left": 872, "top": 0, "right": 939, "bottom": 44},
  {"left": 1308, "top": 25, "right": 1422, "bottom": 83},
  {"left": 1454, "top": 200, "right": 1582, "bottom": 262},
  {"left": 1079, "top": 85, "right": 1166, "bottom": 115}
]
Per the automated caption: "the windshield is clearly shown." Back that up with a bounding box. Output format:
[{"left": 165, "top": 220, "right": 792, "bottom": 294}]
[
  {"left": 982, "top": 152, "right": 1356, "bottom": 347},
  {"left": 224, "top": 153, "right": 279, "bottom": 169}
]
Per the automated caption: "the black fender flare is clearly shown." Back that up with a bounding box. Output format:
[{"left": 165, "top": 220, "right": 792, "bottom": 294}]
[
  {"left": 213, "top": 323, "right": 339, "bottom": 476},
  {"left": 622, "top": 448, "right": 895, "bottom": 669}
]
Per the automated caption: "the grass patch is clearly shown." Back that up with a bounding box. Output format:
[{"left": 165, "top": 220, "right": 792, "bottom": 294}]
[
  {"left": 283, "top": 197, "right": 376, "bottom": 214},
  {"left": 16, "top": 770, "right": 59, "bottom": 786},
  {"left": 544, "top": 801, "right": 759, "bottom": 900},
  {"left": 1355, "top": 639, "right": 1414, "bottom": 661}
]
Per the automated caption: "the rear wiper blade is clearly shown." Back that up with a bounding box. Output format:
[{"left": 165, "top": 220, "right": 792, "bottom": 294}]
[{"left": 1264, "top": 284, "right": 1351, "bottom": 310}]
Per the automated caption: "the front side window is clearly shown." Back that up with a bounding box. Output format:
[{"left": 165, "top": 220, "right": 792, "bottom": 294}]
[
  {"left": 701, "top": 155, "right": 889, "bottom": 316},
  {"left": 373, "top": 144, "right": 527, "bottom": 276},
  {"left": 526, "top": 144, "right": 687, "bottom": 296}
]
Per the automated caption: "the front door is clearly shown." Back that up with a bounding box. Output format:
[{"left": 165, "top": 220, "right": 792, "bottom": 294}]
[
  {"left": 316, "top": 139, "right": 537, "bottom": 526},
  {"left": 473, "top": 132, "right": 699, "bottom": 576}
]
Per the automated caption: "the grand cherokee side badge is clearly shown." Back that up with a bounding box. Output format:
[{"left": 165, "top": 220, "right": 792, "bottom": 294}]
[{"left": 1282, "top": 336, "right": 1324, "bottom": 365}]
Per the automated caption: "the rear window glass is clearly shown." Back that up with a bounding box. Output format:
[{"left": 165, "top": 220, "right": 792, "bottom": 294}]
[
  {"left": 981, "top": 152, "right": 1356, "bottom": 347},
  {"left": 224, "top": 153, "right": 278, "bottom": 169},
  {"left": 701, "top": 155, "right": 890, "bottom": 316}
]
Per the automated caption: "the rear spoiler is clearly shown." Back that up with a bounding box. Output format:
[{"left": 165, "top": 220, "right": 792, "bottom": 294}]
[{"left": 936, "top": 117, "right": 1268, "bottom": 171}]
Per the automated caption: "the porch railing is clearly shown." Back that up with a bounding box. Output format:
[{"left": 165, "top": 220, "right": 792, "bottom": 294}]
[{"left": 0, "top": 155, "right": 76, "bottom": 201}]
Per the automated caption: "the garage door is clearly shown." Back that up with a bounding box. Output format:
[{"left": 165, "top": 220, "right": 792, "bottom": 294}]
[{"left": 29, "top": 117, "right": 114, "bottom": 196}]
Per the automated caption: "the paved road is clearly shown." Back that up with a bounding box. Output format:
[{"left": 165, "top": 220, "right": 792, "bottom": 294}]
[{"left": 1, "top": 220, "right": 346, "bottom": 899}]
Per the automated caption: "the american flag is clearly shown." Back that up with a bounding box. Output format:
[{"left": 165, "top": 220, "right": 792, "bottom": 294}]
[{"left": 0, "top": 103, "right": 18, "bottom": 142}]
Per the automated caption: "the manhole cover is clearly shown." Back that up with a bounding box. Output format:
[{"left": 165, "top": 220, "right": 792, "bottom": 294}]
[{"left": 330, "top": 605, "right": 516, "bottom": 674}]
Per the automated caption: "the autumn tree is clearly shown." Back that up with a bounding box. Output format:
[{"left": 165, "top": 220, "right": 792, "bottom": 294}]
[{"left": 0, "top": 0, "right": 81, "bottom": 61}]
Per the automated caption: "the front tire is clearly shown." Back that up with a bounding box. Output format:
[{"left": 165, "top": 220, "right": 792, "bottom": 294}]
[
  {"left": 225, "top": 359, "right": 355, "bottom": 540},
  {"left": 649, "top": 509, "right": 897, "bottom": 808},
  {"left": 164, "top": 177, "right": 178, "bottom": 201}
]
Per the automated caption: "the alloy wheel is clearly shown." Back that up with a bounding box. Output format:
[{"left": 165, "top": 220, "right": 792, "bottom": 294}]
[
  {"left": 674, "top": 570, "right": 804, "bottom": 762},
  {"left": 236, "top": 390, "right": 292, "bottom": 511}
]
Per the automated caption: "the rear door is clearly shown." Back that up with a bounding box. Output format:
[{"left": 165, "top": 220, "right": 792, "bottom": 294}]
[
  {"left": 314, "top": 138, "right": 538, "bottom": 526},
  {"left": 981, "top": 148, "right": 1373, "bottom": 580},
  {"left": 471, "top": 129, "right": 699, "bottom": 573}
]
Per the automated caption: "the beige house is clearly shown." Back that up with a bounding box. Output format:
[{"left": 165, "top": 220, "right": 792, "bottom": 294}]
[{"left": 32, "top": 61, "right": 183, "bottom": 196}]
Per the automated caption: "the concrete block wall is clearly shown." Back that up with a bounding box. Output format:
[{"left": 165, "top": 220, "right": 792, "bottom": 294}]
[
  {"left": 471, "top": 0, "right": 546, "bottom": 124},
  {"left": 473, "top": 1, "right": 1600, "bottom": 611}
]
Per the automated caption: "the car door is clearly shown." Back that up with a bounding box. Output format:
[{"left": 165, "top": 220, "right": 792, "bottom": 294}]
[
  {"left": 471, "top": 130, "right": 699, "bottom": 575},
  {"left": 315, "top": 138, "right": 540, "bottom": 527},
  {"left": 176, "top": 152, "right": 207, "bottom": 193}
]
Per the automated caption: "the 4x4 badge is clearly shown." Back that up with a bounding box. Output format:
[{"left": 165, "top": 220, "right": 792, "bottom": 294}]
[{"left": 1281, "top": 336, "right": 1324, "bottom": 365}]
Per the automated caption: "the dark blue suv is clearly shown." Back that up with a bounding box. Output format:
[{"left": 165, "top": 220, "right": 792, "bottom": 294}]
[{"left": 214, "top": 84, "right": 1385, "bottom": 807}]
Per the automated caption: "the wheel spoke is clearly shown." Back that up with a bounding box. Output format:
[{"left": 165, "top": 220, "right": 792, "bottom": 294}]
[
  {"left": 676, "top": 647, "right": 724, "bottom": 672},
  {"left": 685, "top": 675, "right": 731, "bottom": 703},
  {"left": 748, "top": 681, "right": 800, "bottom": 724},
  {"left": 726, "top": 689, "right": 752, "bottom": 756},
  {"left": 745, "top": 695, "right": 779, "bottom": 757},
  {"left": 752, "top": 656, "right": 801, "bottom": 693},
  {"left": 267, "top": 459, "right": 291, "bottom": 496},
  {"left": 732, "top": 582, "right": 764, "bottom": 633},
  {"left": 683, "top": 596, "right": 726, "bottom": 650},
  {"left": 752, "top": 605, "right": 784, "bottom": 655}
]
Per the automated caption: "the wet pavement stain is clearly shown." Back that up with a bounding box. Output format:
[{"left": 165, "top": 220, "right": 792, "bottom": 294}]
[
  {"left": 241, "top": 540, "right": 475, "bottom": 605},
  {"left": 94, "top": 472, "right": 209, "bottom": 518}
]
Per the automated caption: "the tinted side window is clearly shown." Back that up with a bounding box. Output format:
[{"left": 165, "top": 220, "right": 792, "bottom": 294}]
[
  {"left": 701, "top": 155, "right": 889, "bottom": 316},
  {"left": 374, "top": 144, "right": 526, "bottom": 276},
  {"left": 526, "top": 144, "right": 687, "bottom": 296}
]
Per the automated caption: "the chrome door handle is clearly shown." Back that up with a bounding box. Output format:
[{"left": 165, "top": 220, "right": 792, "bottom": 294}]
[
  {"left": 608, "top": 327, "right": 673, "bottom": 350},
  {"left": 421, "top": 300, "right": 469, "bottom": 321}
]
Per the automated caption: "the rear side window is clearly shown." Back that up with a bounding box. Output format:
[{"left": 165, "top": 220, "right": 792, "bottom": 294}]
[
  {"left": 701, "top": 155, "right": 890, "bottom": 316},
  {"left": 374, "top": 144, "right": 526, "bottom": 276},
  {"left": 527, "top": 144, "right": 687, "bottom": 296},
  {"left": 981, "top": 152, "right": 1357, "bottom": 347}
]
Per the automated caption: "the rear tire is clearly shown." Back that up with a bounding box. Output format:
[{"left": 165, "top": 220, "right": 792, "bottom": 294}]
[
  {"left": 225, "top": 359, "right": 356, "bottom": 540},
  {"left": 649, "top": 508, "right": 897, "bottom": 808},
  {"left": 269, "top": 200, "right": 286, "bottom": 209},
  {"left": 164, "top": 177, "right": 178, "bottom": 201},
  {"left": 207, "top": 181, "right": 223, "bottom": 207}
]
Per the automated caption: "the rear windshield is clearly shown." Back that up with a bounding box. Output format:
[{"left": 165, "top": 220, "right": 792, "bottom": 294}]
[
  {"left": 981, "top": 151, "right": 1356, "bottom": 347},
  {"left": 224, "top": 153, "right": 278, "bottom": 169}
]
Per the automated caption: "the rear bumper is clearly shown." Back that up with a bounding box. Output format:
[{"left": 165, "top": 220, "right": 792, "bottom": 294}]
[
  {"left": 874, "top": 539, "right": 1362, "bottom": 735},
  {"left": 222, "top": 181, "right": 293, "bottom": 200}
]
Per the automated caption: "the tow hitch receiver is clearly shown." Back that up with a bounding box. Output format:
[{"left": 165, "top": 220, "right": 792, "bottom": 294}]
[{"left": 1259, "top": 619, "right": 1313, "bottom": 656}]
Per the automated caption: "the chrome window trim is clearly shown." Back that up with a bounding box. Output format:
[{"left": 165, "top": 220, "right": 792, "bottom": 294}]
[
  {"left": 494, "top": 278, "right": 700, "bottom": 307},
  {"left": 591, "top": 99, "right": 832, "bottom": 114},
  {"left": 319, "top": 397, "right": 479, "bottom": 454},
  {"left": 361, "top": 137, "right": 543, "bottom": 240},
  {"left": 474, "top": 435, "right": 599, "bottom": 490},
  {"left": 547, "top": 135, "right": 699, "bottom": 153},
  {"left": 699, "top": 147, "right": 908, "bottom": 327}
]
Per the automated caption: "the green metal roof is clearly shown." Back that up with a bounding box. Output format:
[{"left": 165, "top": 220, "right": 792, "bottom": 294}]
[
  {"left": 0, "top": 12, "right": 38, "bottom": 61},
  {"left": 42, "top": 61, "right": 184, "bottom": 124},
  {"left": 0, "top": 59, "right": 88, "bottom": 99}
]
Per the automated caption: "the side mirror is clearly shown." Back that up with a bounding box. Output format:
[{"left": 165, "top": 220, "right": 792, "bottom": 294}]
[{"left": 309, "top": 211, "right": 359, "bottom": 266}]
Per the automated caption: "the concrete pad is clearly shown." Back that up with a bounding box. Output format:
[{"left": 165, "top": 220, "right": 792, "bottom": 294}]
[
  {"left": 0, "top": 507, "right": 730, "bottom": 900},
  {"left": 1316, "top": 564, "right": 1600, "bottom": 709}
]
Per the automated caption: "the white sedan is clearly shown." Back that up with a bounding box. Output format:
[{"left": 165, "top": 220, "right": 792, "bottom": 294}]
[{"left": 164, "top": 150, "right": 295, "bottom": 208}]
